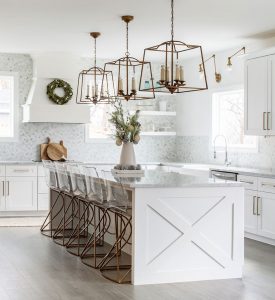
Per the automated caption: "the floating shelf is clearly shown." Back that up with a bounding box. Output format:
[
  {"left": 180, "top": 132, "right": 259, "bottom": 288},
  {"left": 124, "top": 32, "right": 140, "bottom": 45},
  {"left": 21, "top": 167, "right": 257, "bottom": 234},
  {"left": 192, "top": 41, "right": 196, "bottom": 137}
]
[
  {"left": 130, "top": 110, "right": 176, "bottom": 116},
  {"left": 141, "top": 131, "right": 176, "bottom": 136}
]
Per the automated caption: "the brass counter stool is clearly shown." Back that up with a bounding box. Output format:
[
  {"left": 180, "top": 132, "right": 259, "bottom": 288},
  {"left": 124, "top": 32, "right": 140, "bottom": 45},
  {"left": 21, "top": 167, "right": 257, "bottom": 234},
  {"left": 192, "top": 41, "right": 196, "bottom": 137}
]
[
  {"left": 80, "top": 166, "right": 113, "bottom": 268},
  {"left": 98, "top": 170, "right": 132, "bottom": 284},
  {"left": 51, "top": 162, "right": 80, "bottom": 246},
  {"left": 65, "top": 164, "right": 93, "bottom": 256},
  {"left": 40, "top": 160, "right": 65, "bottom": 238}
]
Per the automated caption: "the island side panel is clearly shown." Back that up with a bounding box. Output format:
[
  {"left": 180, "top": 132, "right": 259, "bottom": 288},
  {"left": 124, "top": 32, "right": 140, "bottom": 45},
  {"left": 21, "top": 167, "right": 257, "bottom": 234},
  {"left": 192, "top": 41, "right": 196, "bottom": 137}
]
[{"left": 132, "top": 186, "right": 244, "bottom": 285}]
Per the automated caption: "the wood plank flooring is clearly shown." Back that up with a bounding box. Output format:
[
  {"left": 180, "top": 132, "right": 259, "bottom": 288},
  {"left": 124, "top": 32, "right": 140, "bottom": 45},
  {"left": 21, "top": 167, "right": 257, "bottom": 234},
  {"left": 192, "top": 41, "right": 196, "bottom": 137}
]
[{"left": 0, "top": 228, "right": 274, "bottom": 300}]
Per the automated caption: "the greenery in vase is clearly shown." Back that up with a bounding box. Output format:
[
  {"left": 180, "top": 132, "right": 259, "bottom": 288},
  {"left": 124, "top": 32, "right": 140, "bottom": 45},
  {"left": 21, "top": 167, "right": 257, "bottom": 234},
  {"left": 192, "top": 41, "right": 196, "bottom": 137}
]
[{"left": 109, "top": 100, "right": 141, "bottom": 146}]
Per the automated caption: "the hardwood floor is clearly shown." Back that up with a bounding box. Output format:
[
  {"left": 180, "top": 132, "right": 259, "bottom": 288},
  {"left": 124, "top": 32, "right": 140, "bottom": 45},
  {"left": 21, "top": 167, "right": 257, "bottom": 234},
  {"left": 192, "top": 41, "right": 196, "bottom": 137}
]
[{"left": 0, "top": 228, "right": 274, "bottom": 300}]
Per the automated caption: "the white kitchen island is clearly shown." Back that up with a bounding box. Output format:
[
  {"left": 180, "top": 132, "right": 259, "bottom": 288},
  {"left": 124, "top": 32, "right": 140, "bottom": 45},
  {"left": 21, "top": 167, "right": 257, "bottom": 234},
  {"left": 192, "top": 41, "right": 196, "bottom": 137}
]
[
  {"left": 118, "top": 170, "right": 244, "bottom": 285},
  {"left": 49, "top": 168, "right": 244, "bottom": 285}
]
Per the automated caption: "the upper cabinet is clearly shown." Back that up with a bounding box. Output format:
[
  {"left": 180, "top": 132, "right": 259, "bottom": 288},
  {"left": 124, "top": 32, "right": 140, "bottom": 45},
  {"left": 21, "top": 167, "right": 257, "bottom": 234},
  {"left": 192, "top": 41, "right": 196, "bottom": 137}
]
[{"left": 245, "top": 50, "right": 275, "bottom": 136}]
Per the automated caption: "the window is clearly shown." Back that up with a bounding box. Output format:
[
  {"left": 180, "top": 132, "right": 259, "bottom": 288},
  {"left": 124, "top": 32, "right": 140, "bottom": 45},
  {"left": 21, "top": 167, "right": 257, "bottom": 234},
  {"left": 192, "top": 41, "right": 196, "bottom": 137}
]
[
  {"left": 85, "top": 104, "right": 112, "bottom": 142},
  {"left": 212, "top": 89, "right": 257, "bottom": 150},
  {"left": 0, "top": 73, "right": 18, "bottom": 141}
]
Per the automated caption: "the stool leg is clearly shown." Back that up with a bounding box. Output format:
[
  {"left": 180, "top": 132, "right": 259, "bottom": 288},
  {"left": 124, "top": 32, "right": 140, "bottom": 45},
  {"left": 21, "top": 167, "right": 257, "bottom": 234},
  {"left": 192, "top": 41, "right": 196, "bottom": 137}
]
[{"left": 40, "top": 189, "right": 64, "bottom": 238}]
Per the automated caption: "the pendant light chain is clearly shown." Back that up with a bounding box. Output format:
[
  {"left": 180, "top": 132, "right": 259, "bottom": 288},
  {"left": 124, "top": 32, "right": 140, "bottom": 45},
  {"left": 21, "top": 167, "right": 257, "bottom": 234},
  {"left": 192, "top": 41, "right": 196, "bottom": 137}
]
[
  {"left": 126, "top": 21, "right": 130, "bottom": 56},
  {"left": 94, "top": 36, "right": 97, "bottom": 68},
  {"left": 171, "top": 0, "right": 174, "bottom": 41}
]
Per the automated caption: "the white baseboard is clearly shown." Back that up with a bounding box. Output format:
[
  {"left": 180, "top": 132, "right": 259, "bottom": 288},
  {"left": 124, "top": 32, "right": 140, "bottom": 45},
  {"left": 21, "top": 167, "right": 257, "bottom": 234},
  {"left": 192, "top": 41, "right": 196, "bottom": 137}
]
[{"left": 245, "top": 232, "right": 275, "bottom": 246}]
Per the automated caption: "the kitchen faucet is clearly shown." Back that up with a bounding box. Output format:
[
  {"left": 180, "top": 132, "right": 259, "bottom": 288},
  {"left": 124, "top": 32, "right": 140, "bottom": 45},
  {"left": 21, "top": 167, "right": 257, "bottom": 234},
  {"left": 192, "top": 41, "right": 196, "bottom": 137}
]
[{"left": 213, "top": 135, "right": 231, "bottom": 166}]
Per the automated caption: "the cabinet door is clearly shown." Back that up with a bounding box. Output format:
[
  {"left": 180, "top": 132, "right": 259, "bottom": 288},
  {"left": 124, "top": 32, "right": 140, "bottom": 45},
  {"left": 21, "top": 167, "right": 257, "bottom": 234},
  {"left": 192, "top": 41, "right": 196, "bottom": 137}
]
[
  {"left": 5, "top": 177, "right": 37, "bottom": 211},
  {"left": 268, "top": 55, "right": 275, "bottom": 134},
  {"left": 245, "top": 56, "right": 268, "bottom": 135},
  {"left": 244, "top": 190, "right": 258, "bottom": 234},
  {"left": 257, "top": 192, "right": 275, "bottom": 240},
  {"left": 0, "top": 177, "right": 5, "bottom": 211}
]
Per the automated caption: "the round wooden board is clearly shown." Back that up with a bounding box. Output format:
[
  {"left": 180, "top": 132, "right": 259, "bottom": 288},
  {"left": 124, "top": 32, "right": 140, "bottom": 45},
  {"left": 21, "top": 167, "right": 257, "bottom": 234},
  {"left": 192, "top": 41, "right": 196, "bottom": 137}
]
[{"left": 46, "top": 143, "right": 66, "bottom": 161}]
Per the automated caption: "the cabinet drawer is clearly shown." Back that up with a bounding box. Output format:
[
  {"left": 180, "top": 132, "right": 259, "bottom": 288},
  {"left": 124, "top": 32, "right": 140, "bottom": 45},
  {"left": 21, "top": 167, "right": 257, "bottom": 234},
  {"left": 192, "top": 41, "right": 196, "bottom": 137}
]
[
  {"left": 237, "top": 175, "right": 258, "bottom": 190},
  {"left": 258, "top": 177, "right": 275, "bottom": 193},
  {"left": 38, "top": 177, "right": 49, "bottom": 194},
  {"left": 38, "top": 194, "right": 49, "bottom": 211},
  {"left": 0, "top": 165, "right": 4, "bottom": 176},
  {"left": 6, "top": 165, "right": 37, "bottom": 177}
]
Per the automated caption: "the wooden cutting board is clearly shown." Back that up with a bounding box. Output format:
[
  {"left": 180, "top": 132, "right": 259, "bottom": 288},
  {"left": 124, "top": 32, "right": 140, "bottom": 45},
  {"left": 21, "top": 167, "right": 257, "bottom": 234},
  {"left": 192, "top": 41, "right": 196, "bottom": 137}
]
[
  {"left": 46, "top": 140, "right": 67, "bottom": 161},
  {"left": 40, "top": 137, "right": 51, "bottom": 160}
]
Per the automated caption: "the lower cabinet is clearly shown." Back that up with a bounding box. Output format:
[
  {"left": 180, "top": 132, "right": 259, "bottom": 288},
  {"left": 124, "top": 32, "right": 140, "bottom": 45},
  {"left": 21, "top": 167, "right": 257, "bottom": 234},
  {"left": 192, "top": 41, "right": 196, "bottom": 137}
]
[
  {"left": 257, "top": 192, "right": 275, "bottom": 240},
  {"left": 5, "top": 177, "right": 37, "bottom": 211},
  {"left": 0, "top": 177, "right": 5, "bottom": 210},
  {"left": 240, "top": 174, "right": 275, "bottom": 244}
]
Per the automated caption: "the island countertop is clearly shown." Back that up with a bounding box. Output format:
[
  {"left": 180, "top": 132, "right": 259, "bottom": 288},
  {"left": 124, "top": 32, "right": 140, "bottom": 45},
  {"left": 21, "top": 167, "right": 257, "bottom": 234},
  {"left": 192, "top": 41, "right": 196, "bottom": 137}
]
[{"left": 106, "top": 169, "right": 243, "bottom": 189}]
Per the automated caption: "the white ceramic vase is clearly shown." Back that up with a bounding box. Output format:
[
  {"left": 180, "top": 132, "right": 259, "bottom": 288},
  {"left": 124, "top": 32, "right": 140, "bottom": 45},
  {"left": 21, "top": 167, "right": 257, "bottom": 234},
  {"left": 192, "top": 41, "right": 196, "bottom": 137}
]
[{"left": 119, "top": 142, "right": 136, "bottom": 167}]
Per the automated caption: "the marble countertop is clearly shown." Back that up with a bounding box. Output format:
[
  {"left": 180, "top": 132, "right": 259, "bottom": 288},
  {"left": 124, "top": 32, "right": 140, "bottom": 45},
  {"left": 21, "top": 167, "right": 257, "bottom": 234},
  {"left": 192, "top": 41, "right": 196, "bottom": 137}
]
[
  {"left": 161, "top": 162, "right": 275, "bottom": 178},
  {"left": 105, "top": 169, "right": 243, "bottom": 188}
]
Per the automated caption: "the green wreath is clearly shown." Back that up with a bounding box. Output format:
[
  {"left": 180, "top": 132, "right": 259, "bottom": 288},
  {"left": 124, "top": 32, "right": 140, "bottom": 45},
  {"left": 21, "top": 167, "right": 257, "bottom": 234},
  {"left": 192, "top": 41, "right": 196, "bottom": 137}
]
[{"left": 46, "top": 79, "right": 73, "bottom": 105}]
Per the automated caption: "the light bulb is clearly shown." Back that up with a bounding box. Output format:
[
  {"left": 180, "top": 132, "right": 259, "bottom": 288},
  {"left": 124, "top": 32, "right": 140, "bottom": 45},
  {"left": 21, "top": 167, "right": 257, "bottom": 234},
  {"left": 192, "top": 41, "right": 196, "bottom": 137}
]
[{"left": 227, "top": 57, "right": 232, "bottom": 71}]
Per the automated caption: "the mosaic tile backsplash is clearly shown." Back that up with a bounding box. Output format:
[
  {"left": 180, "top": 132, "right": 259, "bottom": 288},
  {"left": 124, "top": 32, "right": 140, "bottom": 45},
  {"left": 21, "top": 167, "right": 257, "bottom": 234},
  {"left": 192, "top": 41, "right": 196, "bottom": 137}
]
[{"left": 0, "top": 53, "right": 177, "bottom": 162}]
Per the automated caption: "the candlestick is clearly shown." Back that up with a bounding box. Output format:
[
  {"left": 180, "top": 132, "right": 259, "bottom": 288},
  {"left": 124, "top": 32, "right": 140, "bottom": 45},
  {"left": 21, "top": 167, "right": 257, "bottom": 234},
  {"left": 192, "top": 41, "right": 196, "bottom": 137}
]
[
  {"left": 95, "top": 84, "right": 98, "bottom": 97},
  {"left": 166, "top": 66, "right": 170, "bottom": 82},
  {"left": 132, "top": 77, "right": 136, "bottom": 91},
  {"left": 86, "top": 85, "right": 90, "bottom": 97},
  {"left": 92, "top": 86, "right": 95, "bottom": 97},
  {"left": 180, "top": 66, "right": 184, "bottom": 81},
  {"left": 118, "top": 77, "right": 123, "bottom": 91},
  {"left": 175, "top": 64, "right": 180, "bottom": 81},
  {"left": 160, "top": 65, "right": 165, "bottom": 81}
]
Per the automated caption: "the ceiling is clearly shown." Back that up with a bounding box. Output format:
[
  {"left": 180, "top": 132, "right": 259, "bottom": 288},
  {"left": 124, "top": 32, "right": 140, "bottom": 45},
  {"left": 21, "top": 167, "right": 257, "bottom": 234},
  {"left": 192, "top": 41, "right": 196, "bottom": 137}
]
[{"left": 1, "top": 0, "right": 275, "bottom": 59}]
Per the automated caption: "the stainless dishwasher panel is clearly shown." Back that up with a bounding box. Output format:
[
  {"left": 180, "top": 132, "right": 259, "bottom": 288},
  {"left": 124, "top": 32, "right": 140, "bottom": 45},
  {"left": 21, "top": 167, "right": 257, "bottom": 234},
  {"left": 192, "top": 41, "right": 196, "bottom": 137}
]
[{"left": 210, "top": 170, "right": 237, "bottom": 181}]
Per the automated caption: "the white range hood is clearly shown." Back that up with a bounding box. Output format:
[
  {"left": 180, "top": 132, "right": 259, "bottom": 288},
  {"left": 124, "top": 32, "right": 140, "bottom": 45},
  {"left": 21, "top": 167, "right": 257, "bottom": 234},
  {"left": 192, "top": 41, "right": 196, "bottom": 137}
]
[{"left": 22, "top": 53, "right": 91, "bottom": 123}]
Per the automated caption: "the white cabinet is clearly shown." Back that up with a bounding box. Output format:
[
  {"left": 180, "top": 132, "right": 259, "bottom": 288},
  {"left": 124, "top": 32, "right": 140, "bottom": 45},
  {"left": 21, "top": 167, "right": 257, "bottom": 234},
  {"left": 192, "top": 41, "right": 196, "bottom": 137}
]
[
  {"left": 244, "top": 190, "right": 258, "bottom": 234},
  {"left": 238, "top": 173, "right": 275, "bottom": 244},
  {"left": 5, "top": 177, "right": 37, "bottom": 211},
  {"left": 245, "top": 56, "right": 268, "bottom": 135},
  {"left": 245, "top": 52, "right": 275, "bottom": 136},
  {"left": 0, "top": 177, "right": 5, "bottom": 210},
  {"left": 257, "top": 192, "right": 275, "bottom": 240}
]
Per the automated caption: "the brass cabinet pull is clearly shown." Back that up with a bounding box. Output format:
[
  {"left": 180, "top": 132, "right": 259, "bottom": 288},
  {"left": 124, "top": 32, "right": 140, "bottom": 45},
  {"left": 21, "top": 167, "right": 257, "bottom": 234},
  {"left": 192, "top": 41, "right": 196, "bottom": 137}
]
[
  {"left": 263, "top": 112, "right": 267, "bottom": 130},
  {"left": 257, "top": 197, "right": 261, "bottom": 216},
  {"left": 267, "top": 112, "right": 271, "bottom": 130},
  {"left": 253, "top": 196, "right": 257, "bottom": 215}
]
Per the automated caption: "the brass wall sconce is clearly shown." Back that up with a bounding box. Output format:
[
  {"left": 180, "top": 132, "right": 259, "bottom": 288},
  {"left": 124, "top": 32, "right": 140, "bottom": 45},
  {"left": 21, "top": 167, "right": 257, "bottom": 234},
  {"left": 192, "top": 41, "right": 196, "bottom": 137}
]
[
  {"left": 227, "top": 47, "right": 246, "bottom": 71},
  {"left": 199, "top": 54, "right": 221, "bottom": 83}
]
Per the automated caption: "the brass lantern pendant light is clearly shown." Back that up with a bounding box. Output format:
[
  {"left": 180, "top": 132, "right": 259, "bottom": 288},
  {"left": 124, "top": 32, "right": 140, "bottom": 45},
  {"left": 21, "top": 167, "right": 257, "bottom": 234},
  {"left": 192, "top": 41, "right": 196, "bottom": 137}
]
[
  {"left": 140, "top": 0, "right": 208, "bottom": 94},
  {"left": 76, "top": 32, "right": 115, "bottom": 104},
  {"left": 103, "top": 16, "right": 155, "bottom": 101}
]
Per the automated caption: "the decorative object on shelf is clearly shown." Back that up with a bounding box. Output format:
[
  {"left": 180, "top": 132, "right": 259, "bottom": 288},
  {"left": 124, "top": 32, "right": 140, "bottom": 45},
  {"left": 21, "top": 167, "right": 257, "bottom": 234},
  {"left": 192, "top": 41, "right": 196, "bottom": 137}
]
[
  {"left": 227, "top": 46, "right": 246, "bottom": 71},
  {"left": 76, "top": 32, "right": 115, "bottom": 104},
  {"left": 46, "top": 79, "right": 73, "bottom": 105},
  {"left": 140, "top": 0, "right": 208, "bottom": 94},
  {"left": 199, "top": 54, "right": 222, "bottom": 83},
  {"left": 109, "top": 100, "right": 141, "bottom": 166},
  {"left": 103, "top": 15, "right": 155, "bottom": 101}
]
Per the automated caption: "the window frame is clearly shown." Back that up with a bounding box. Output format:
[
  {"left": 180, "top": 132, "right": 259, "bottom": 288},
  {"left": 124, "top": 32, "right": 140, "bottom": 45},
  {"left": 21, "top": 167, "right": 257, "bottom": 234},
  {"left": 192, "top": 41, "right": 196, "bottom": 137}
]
[
  {"left": 0, "top": 72, "right": 19, "bottom": 142},
  {"left": 210, "top": 85, "right": 258, "bottom": 153}
]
